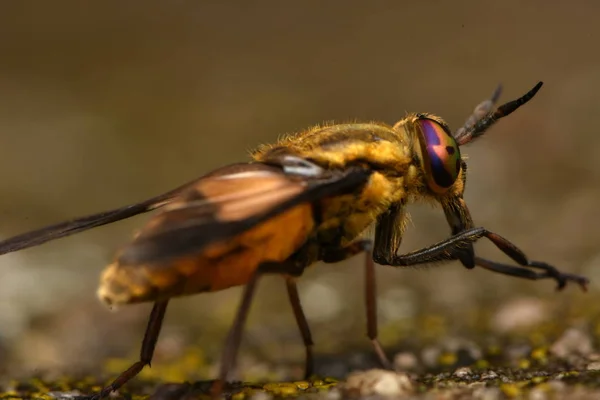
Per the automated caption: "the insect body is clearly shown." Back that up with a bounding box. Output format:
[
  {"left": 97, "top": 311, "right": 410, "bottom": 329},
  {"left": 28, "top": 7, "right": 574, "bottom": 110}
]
[{"left": 0, "top": 82, "right": 589, "bottom": 399}]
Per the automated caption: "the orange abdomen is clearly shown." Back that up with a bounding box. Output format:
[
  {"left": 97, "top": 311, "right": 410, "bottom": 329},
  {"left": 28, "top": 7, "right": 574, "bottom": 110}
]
[{"left": 97, "top": 203, "right": 314, "bottom": 305}]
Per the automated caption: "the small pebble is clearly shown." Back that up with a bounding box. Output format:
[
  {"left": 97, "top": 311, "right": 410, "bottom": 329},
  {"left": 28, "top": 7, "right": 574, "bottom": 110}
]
[
  {"left": 528, "top": 387, "right": 548, "bottom": 400},
  {"left": 492, "top": 297, "right": 548, "bottom": 333},
  {"left": 343, "top": 369, "right": 413, "bottom": 397},
  {"left": 550, "top": 328, "right": 593, "bottom": 358},
  {"left": 394, "top": 352, "right": 419, "bottom": 371},
  {"left": 481, "top": 370, "right": 499, "bottom": 380},
  {"left": 587, "top": 361, "right": 600, "bottom": 370},
  {"left": 48, "top": 391, "right": 82, "bottom": 399},
  {"left": 421, "top": 346, "right": 441, "bottom": 368},
  {"left": 453, "top": 367, "right": 472, "bottom": 378},
  {"left": 325, "top": 388, "right": 342, "bottom": 400}
]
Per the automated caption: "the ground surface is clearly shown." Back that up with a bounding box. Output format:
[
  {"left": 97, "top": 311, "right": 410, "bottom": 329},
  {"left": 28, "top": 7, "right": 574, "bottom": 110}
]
[
  {"left": 4, "top": 320, "right": 600, "bottom": 400},
  {"left": 1, "top": 2, "right": 600, "bottom": 400},
  {"left": 3, "top": 363, "right": 600, "bottom": 400}
]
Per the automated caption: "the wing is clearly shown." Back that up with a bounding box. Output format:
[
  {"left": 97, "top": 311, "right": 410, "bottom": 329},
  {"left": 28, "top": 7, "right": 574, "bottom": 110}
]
[
  {"left": 116, "top": 158, "right": 372, "bottom": 266},
  {"left": 0, "top": 178, "right": 209, "bottom": 256},
  {"left": 0, "top": 158, "right": 371, "bottom": 265}
]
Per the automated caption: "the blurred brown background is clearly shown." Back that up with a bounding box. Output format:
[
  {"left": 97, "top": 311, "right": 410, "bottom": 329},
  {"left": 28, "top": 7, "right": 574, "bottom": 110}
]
[{"left": 1, "top": 0, "right": 599, "bottom": 383}]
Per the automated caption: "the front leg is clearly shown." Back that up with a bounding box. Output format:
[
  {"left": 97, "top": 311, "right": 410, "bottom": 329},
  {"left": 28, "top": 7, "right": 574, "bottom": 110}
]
[
  {"left": 320, "top": 240, "right": 393, "bottom": 370},
  {"left": 373, "top": 225, "right": 588, "bottom": 291},
  {"left": 439, "top": 195, "right": 588, "bottom": 291}
]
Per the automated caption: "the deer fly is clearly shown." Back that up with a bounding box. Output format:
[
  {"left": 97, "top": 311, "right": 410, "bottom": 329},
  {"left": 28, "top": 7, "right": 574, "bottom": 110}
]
[{"left": 0, "top": 81, "right": 589, "bottom": 399}]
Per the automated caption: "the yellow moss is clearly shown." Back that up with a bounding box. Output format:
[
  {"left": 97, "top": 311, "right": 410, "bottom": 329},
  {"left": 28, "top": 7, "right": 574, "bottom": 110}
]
[
  {"left": 534, "top": 382, "right": 552, "bottom": 392},
  {"left": 278, "top": 386, "right": 299, "bottom": 396},
  {"left": 531, "top": 347, "right": 548, "bottom": 364},
  {"left": 316, "top": 383, "right": 338, "bottom": 391},
  {"left": 438, "top": 352, "right": 457, "bottom": 366},
  {"left": 262, "top": 382, "right": 281, "bottom": 391},
  {"left": 312, "top": 378, "right": 339, "bottom": 391},
  {"left": 518, "top": 359, "right": 531, "bottom": 369},
  {"left": 529, "top": 331, "right": 548, "bottom": 347},
  {"left": 531, "top": 376, "right": 546, "bottom": 385},
  {"left": 487, "top": 345, "right": 501, "bottom": 356},
  {"left": 231, "top": 391, "right": 246, "bottom": 400},
  {"left": 500, "top": 383, "right": 521, "bottom": 398},
  {"left": 29, "top": 378, "right": 49, "bottom": 393},
  {"left": 293, "top": 381, "right": 310, "bottom": 390},
  {"left": 420, "top": 315, "right": 448, "bottom": 340}
]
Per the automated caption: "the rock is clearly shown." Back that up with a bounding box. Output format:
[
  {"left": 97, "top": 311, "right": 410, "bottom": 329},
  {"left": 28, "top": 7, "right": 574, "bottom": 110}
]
[
  {"left": 491, "top": 297, "right": 548, "bottom": 333},
  {"left": 550, "top": 328, "right": 593, "bottom": 359},
  {"left": 421, "top": 346, "right": 441, "bottom": 368},
  {"left": 343, "top": 369, "right": 414, "bottom": 397},
  {"left": 453, "top": 366, "right": 472, "bottom": 378},
  {"left": 481, "top": 370, "right": 499, "bottom": 380},
  {"left": 528, "top": 387, "right": 548, "bottom": 400},
  {"left": 586, "top": 361, "right": 600, "bottom": 370},
  {"left": 394, "top": 351, "right": 419, "bottom": 371}
]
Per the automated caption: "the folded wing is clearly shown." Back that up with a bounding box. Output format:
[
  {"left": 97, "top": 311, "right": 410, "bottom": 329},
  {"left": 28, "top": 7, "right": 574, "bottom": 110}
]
[{"left": 97, "top": 160, "right": 371, "bottom": 305}]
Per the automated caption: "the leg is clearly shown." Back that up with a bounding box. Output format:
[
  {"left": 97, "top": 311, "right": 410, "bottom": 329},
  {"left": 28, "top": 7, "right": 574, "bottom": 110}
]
[
  {"left": 374, "top": 227, "right": 588, "bottom": 291},
  {"left": 92, "top": 300, "right": 169, "bottom": 399},
  {"left": 474, "top": 256, "right": 588, "bottom": 291},
  {"left": 321, "top": 241, "right": 392, "bottom": 370},
  {"left": 210, "top": 259, "right": 307, "bottom": 399},
  {"left": 285, "top": 277, "right": 314, "bottom": 379},
  {"left": 210, "top": 272, "right": 261, "bottom": 399}
]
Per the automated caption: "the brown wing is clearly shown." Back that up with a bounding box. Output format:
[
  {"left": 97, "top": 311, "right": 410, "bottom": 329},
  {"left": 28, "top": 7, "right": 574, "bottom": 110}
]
[
  {"left": 0, "top": 158, "right": 370, "bottom": 264},
  {"left": 115, "top": 160, "right": 371, "bottom": 266},
  {"left": 0, "top": 178, "right": 199, "bottom": 256},
  {"left": 97, "top": 159, "right": 371, "bottom": 305}
]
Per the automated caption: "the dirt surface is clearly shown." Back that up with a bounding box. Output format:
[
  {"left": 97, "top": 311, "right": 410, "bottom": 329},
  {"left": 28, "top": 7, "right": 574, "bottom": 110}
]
[
  {"left": 1, "top": 2, "right": 600, "bottom": 400},
  {"left": 3, "top": 301, "right": 600, "bottom": 399},
  {"left": 4, "top": 349, "right": 600, "bottom": 400}
]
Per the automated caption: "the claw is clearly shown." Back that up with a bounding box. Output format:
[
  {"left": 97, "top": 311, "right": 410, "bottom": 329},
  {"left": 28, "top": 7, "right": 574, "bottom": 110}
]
[
  {"left": 551, "top": 271, "right": 589, "bottom": 292},
  {"left": 564, "top": 274, "right": 589, "bottom": 292},
  {"left": 577, "top": 277, "right": 590, "bottom": 292}
]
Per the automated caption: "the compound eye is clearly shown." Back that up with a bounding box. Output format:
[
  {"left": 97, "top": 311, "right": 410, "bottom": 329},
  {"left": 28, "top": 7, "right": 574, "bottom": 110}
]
[{"left": 418, "top": 118, "right": 461, "bottom": 193}]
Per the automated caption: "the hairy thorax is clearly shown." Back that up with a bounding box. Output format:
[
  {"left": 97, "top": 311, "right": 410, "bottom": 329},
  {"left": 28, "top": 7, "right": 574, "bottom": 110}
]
[{"left": 253, "top": 122, "right": 418, "bottom": 249}]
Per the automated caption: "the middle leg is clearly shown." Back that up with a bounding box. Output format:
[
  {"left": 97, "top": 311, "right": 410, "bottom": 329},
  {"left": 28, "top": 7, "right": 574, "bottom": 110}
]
[{"left": 321, "top": 240, "right": 392, "bottom": 369}]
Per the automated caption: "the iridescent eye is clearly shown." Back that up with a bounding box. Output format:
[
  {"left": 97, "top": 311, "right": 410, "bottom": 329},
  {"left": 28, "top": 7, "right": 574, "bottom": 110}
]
[{"left": 417, "top": 118, "right": 461, "bottom": 193}]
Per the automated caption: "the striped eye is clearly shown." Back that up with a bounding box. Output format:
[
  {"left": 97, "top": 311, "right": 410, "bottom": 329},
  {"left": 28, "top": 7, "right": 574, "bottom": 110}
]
[{"left": 417, "top": 118, "right": 461, "bottom": 194}]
